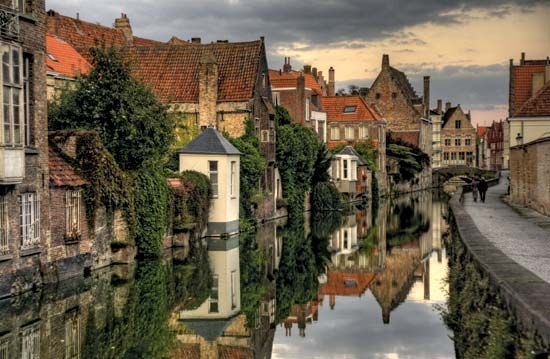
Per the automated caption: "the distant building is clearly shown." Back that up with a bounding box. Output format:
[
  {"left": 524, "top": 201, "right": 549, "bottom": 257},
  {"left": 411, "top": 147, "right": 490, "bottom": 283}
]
[
  {"left": 430, "top": 100, "right": 445, "bottom": 168},
  {"left": 440, "top": 103, "right": 476, "bottom": 167},
  {"left": 487, "top": 120, "right": 505, "bottom": 171},
  {"left": 476, "top": 126, "right": 489, "bottom": 169},
  {"left": 178, "top": 127, "right": 241, "bottom": 237}
]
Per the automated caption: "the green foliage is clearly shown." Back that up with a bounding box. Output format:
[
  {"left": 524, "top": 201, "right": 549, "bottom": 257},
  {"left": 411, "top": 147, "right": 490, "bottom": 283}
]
[
  {"left": 311, "top": 144, "right": 332, "bottom": 185},
  {"left": 131, "top": 168, "right": 171, "bottom": 257},
  {"left": 172, "top": 171, "right": 211, "bottom": 233},
  {"left": 386, "top": 135, "right": 430, "bottom": 182},
  {"left": 48, "top": 45, "right": 175, "bottom": 171},
  {"left": 311, "top": 182, "right": 342, "bottom": 211},
  {"left": 354, "top": 140, "right": 378, "bottom": 171},
  {"left": 275, "top": 105, "right": 292, "bottom": 127}
]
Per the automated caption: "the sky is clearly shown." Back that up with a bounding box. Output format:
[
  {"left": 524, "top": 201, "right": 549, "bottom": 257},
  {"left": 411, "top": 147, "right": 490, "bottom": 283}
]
[{"left": 46, "top": 0, "right": 550, "bottom": 126}]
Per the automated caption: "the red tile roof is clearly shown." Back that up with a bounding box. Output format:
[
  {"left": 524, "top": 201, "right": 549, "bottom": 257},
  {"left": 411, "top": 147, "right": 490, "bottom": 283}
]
[
  {"left": 477, "top": 126, "right": 488, "bottom": 138},
  {"left": 49, "top": 148, "right": 87, "bottom": 187},
  {"left": 127, "top": 41, "right": 263, "bottom": 103},
  {"left": 268, "top": 69, "right": 322, "bottom": 95},
  {"left": 321, "top": 95, "right": 383, "bottom": 122},
  {"left": 514, "top": 81, "right": 550, "bottom": 117},
  {"left": 510, "top": 62, "right": 546, "bottom": 116},
  {"left": 46, "top": 34, "right": 91, "bottom": 77},
  {"left": 46, "top": 11, "right": 162, "bottom": 61},
  {"left": 321, "top": 271, "right": 375, "bottom": 297}
]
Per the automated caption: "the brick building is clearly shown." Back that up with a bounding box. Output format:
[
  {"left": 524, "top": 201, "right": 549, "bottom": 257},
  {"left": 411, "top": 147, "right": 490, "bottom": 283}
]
[
  {"left": 486, "top": 120, "right": 504, "bottom": 171},
  {"left": 269, "top": 59, "right": 330, "bottom": 141},
  {"left": 440, "top": 103, "right": 476, "bottom": 167},
  {"left": 366, "top": 54, "right": 432, "bottom": 157},
  {"left": 0, "top": 0, "right": 50, "bottom": 298},
  {"left": 429, "top": 100, "right": 444, "bottom": 168},
  {"left": 476, "top": 126, "right": 489, "bottom": 169}
]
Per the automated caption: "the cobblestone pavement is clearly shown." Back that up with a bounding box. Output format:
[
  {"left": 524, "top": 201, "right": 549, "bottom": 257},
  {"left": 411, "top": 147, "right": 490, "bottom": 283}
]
[{"left": 463, "top": 177, "right": 550, "bottom": 284}]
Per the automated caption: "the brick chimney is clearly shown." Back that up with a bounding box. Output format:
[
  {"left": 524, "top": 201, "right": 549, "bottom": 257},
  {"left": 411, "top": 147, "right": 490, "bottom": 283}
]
[
  {"left": 423, "top": 76, "right": 430, "bottom": 118},
  {"left": 328, "top": 67, "right": 335, "bottom": 96},
  {"left": 303, "top": 65, "right": 312, "bottom": 74},
  {"left": 520, "top": 52, "right": 525, "bottom": 65},
  {"left": 445, "top": 101, "right": 451, "bottom": 111},
  {"left": 545, "top": 56, "right": 550, "bottom": 85},
  {"left": 312, "top": 67, "right": 317, "bottom": 79},
  {"left": 199, "top": 48, "right": 218, "bottom": 128},
  {"left": 283, "top": 57, "right": 292, "bottom": 72},
  {"left": 191, "top": 37, "right": 201, "bottom": 44},
  {"left": 46, "top": 10, "right": 59, "bottom": 35},
  {"left": 437, "top": 99, "right": 442, "bottom": 113},
  {"left": 114, "top": 13, "right": 133, "bottom": 44},
  {"left": 382, "top": 54, "right": 390, "bottom": 70}
]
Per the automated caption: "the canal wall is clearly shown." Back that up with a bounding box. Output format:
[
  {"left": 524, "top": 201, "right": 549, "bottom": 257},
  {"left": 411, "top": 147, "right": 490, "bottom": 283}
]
[{"left": 448, "top": 182, "right": 550, "bottom": 350}]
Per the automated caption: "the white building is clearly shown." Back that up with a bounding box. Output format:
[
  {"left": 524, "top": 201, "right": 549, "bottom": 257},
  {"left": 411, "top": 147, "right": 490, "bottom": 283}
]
[
  {"left": 329, "top": 146, "right": 367, "bottom": 195},
  {"left": 179, "top": 127, "right": 241, "bottom": 237}
]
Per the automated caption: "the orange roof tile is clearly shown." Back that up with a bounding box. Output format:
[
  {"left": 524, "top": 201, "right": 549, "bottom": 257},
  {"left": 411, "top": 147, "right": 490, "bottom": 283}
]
[
  {"left": 515, "top": 81, "right": 550, "bottom": 117},
  {"left": 321, "top": 95, "right": 383, "bottom": 122},
  {"left": 269, "top": 69, "right": 322, "bottom": 95},
  {"left": 127, "top": 41, "right": 263, "bottom": 103},
  {"left": 46, "top": 34, "right": 91, "bottom": 77},
  {"left": 49, "top": 148, "right": 87, "bottom": 187},
  {"left": 477, "top": 126, "right": 488, "bottom": 137},
  {"left": 320, "top": 271, "right": 375, "bottom": 297},
  {"left": 510, "top": 62, "right": 546, "bottom": 116}
]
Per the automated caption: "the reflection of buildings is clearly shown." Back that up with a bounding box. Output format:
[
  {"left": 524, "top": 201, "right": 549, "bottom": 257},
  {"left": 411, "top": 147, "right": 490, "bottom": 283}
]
[
  {"left": 329, "top": 213, "right": 358, "bottom": 257},
  {"left": 321, "top": 271, "right": 376, "bottom": 311},
  {"left": 281, "top": 297, "right": 322, "bottom": 337}
]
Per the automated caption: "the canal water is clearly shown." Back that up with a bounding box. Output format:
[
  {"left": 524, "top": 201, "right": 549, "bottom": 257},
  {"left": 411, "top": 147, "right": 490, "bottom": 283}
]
[{"left": 0, "top": 190, "right": 454, "bottom": 359}]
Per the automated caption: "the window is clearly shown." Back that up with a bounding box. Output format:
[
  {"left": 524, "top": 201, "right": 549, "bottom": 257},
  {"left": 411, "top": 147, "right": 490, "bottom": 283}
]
[
  {"left": 209, "top": 161, "right": 218, "bottom": 198},
  {"left": 305, "top": 98, "right": 310, "bottom": 121},
  {"left": 231, "top": 270, "right": 237, "bottom": 309},
  {"left": 20, "top": 324, "right": 40, "bottom": 359},
  {"left": 455, "top": 138, "right": 461, "bottom": 146},
  {"left": 19, "top": 192, "right": 40, "bottom": 250},
  {"left": 330, "top": 127, "right": 340, "bottom": 140},
  {"left": 444, "top": 138, "right": 451, "bottom": 146},
  {"left": 466, "top": 152, "right": 473, "bottom": 163},
  {"left": 459, "top": 152, "right": 465, "bottom": 161},
  {"left": 272, "top": 92, "right": 280, "bottom": 106},
  {"left": 465, "top": 136, "right": 471, "bottom": 146},
  {"left": 11, "top": 0, "right": 25, "bottom": 11},
  {"left": 65, "top": 313, "right": 80, "bottom": 359},
  {"left": 0, "top": 197, "right": 7, "bottom": 256},
  {"left": 23, "top": 53, "right": 31, "bottom": 146},
  {"left": 392, "top": 92, "right": 397, "bottom": 99},
  {"left": 451, "top": 152, "right": 457, "bottom": 160},
  {"left": 375, "top": 93, "right": 381, "bottom": 99},
  {"left": 343, "top": 160, "right": 348, "bottom": 179},
  {"left": 2, "top": 44, "right": 24, "bottom": 146},
  {"left": 261, "top": 129, "right": 269, "bottom": 143},
  {"left": 455, "top": 120, "right": 461, "bottom": 129},
  {"left": 0, "top": 335, "right": 9, "bottom": 359},
  {"left": 230, "top": 161, "right": 236, "bottom": 197},
  {"left": 443, "top": 152, "right": 449, "bottom": 161},
  {"left": 359, "top": 127, "right": 368, "bottom": 139},
  {"left": 66, "top": 190, "right": 81, "bottom": 239},
  {"left": 209, "top": 275, "right": 219, "bottom": 313},
  {"left": 343, "top": 106, "right": 356, "bottom": 113},
  {"left": 344, "top": 127, "right": 354, "bottom": 140}
]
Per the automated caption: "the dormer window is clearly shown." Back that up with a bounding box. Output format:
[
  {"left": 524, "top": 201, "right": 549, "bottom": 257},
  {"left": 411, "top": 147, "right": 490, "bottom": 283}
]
[
  {"left": 47, "top": 53, "right": 58, "bottom": 62},
  {"left": 343, "top": 106, "right": 356, "bottom": 113}
]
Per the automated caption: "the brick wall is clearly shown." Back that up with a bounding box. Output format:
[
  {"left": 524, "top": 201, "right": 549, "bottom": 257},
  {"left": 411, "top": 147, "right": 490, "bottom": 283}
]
[{"left": 510, "top": 137, "right": 550, "bottom": 216}]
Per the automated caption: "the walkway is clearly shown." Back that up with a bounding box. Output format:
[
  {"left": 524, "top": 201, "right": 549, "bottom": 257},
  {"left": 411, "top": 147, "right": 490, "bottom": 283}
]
[{"left": 463, "top": 178, "right": 550, "bottom": 284}]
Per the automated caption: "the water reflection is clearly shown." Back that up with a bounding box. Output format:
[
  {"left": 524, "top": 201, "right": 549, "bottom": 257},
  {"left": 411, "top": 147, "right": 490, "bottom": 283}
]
[{"left": 0, "top": 191, "right": 452, "bottom": 358}]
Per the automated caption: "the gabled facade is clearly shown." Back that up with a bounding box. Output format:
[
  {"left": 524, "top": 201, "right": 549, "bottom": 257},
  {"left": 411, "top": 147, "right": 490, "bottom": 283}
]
[
  {"left": 476, "top": 126, "right": 489, "bottom": 169},
  {"left": 487, "top": 120, "right": 504, "bottom": 171},
  {"left": 440, "top": 104, "right": 476, "bottom": 167}
]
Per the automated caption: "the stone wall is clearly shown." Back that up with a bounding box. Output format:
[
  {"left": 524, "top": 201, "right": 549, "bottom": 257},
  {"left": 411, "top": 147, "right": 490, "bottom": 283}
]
[{"left": 510, "top": 137, "right": 550, "bottom": 216}]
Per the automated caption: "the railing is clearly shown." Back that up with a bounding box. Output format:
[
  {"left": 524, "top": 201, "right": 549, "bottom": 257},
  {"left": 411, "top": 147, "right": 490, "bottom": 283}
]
[{"left": 0, "top": 5, "right": 20, "bottom": 40}]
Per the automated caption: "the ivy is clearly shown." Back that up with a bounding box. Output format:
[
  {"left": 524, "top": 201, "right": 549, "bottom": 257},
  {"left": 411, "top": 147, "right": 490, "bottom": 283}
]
[
  {"left": 172, "top": 170, "right": 211, "bottom": 233},
  {"left": 386, "top": 134, "right": 430, "bottom": 183}
]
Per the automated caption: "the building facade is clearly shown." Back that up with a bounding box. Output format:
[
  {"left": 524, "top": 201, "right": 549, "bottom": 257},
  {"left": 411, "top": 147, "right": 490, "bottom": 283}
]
[
  {"left": 430, "top": 100, "right": 444, "bottom": 168},
  {"left": 486, "top": 120, "right": 504, "bottom": 171},
  {"left": 476, "top": 126, "right": 489, "bottom": 169},
  {"left": 0, "top": 0, "right": 50, "bottom": 298},
  {"left": 440, "top": 104, "right": 476, "bottom": 167}
]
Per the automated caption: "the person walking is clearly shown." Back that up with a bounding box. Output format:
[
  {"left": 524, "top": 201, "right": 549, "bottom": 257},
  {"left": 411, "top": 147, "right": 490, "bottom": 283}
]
[
  {"left": 471, "top": 177, "right": 479, "bottom": 202},
  {"left": 479, "top": 177, "right": 488, "bottom": 202}
]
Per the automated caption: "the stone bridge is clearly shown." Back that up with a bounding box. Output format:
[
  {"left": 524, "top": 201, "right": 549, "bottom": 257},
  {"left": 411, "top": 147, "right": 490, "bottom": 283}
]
[{"left": 432, "top": 166, "right": 498, "bottom": 188}]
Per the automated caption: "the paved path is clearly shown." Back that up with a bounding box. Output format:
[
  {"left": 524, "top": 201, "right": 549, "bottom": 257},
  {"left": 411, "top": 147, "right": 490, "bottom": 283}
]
[{"left": 463, "top": 178, "right": 550, "bottom": 284}]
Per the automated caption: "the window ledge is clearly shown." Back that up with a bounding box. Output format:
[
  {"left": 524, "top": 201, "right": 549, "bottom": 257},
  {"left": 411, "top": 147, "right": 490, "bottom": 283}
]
[
  {"left": 19, "top": 13, "right": 36, "bottom": 24},
  {"left": 0, "top": 254, "right": 13, "bottom": 262},
  {"left": 25, "top": 147, "right": 39, "bottom": 155},
  {"left": 20, "top": 247, "right": 41, "bottom": 257}
]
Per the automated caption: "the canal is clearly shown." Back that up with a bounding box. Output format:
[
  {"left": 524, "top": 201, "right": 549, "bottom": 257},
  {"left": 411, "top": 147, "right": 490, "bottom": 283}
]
[{"left": 0, "top": 190, "right": 454, "bottom": 358}]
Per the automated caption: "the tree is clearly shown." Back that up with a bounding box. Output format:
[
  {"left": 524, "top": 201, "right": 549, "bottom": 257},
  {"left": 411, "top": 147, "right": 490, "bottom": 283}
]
[
  {"left": 275, "top": 105, "right": 292, "bottom": 127},
  {"left": 49, "top": 45, "right": 175, "bottom": 170}
]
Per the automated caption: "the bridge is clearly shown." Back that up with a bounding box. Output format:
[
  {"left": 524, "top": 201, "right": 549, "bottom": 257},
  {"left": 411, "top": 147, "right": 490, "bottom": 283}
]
[{"left": 432, "top": 166, "right": 498, "bottom": 188}]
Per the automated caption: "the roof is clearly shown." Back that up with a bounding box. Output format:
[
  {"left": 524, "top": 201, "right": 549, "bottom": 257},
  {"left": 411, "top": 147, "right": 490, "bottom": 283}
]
[
  {"left": 335, "top": 146, "right": 367, "bottom": 165},
  {"left": 46, "top": 11, "right": 161, "bottom": 61},
  {"left": 321, "top": 96, "right": 383, "bottom": 122},
  {"left": 510, "top": 61, "right": 547, "bottom": 116},
  {"left": 127, "top": 41, "right": 263, "bottom": 103},
  {"left": 268, "top": 69, "right": 322, "bottom": 95},
  {"left": 441, "top": 106, "right": 459, "bottom": 127},
  {"left": 46, "top": 34, "right": 92, "bottom": 77},
  {"left": 179, "top": 127, "right": 241, "bottom": 155},
  {"left": 181, "top": 318, "right": 235, "bottom": 342},
  {"left": 320, "top": 271, "right": 375, "bottom": 297},
  {"left": 48, "top": 148, "right": 87, "bottom": 187},
  {"left": 477, "top": 126, "right": 488, "bottom": 138},
  {"left": 514, "top": 81, "right": 550, "bottom": 117},
  {"left": 389, "top": 66, "right": 419, "bottom": 101}
]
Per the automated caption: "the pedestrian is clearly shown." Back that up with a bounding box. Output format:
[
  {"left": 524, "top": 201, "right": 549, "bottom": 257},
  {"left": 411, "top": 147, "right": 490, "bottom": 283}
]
[
  {"left": 479, "top": 177, "right": 488, "bottom": 202},
  {"left": 471, "top": 177, "right": 479, "bottom": 202}
]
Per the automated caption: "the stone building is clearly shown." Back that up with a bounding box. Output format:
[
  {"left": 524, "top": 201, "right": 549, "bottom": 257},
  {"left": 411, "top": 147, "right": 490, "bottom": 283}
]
[
  {"left": 440, "top": 103, "right": 476, "bottom": 167},
  {"left": 430, "top": 100, "right": 444, "bottom": 168},
  {"left": 486, "top": 120, "right": 504, "bottom": 171},
  {"left": 365, "top": 54, "right": 432, "bottom": 157},
  {"left": 507, "top": 53, "right": 550, "bottom": 153},
  {"left": 0, "top": 0, "right": 49, "bottom": 298},
  {"left": 45, "top": 34, "right": 90, "bottom": 100},
  {"left": 269, "top": 59, "right": 329, "bottom": 141}
]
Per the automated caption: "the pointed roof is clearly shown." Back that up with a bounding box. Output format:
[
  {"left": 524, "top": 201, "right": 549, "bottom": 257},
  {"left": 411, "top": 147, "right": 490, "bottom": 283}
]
[
  {"left": 510, "top": 57, "right": 549, "bottom": 116},
  {"left": 179, "top": 127, "right": 241, "bottom": 155},
  {"left": 48, "top": 148, "right": 87, "bottom": 187},
  {"left": 46, "top": 34, "right": 92, "bottom": 77},
  {"left": 514, "top": 81, "right": 550, "bottom": 117},
  {"left": 335, "top": 146, "right": 367, "bottom": 165},
  {"left": 268, "top": 69, "right": 323, "bottom": 95}
]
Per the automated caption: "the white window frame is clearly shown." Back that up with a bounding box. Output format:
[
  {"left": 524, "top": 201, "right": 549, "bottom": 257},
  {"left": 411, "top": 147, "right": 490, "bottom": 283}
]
[
  {"left": 230, "top": 161, "right": 236, "bottom": 198},
  {"left": 359, "top": 127, "right": 368, "bottom": 139},
  {"left": 19, "top": 192, "right": 40, "bottom": 250},
  {"left": 465, "top": 136, "right": 471, "bottom": 146},
  {"left": 23, "top": 53, "right": 30, "bottom": 146},
  {"left": 0, "top": 196, "right": 8, "bottom": 256},
  {"left": 209, "top": 275, "right": 219, "bottom": 313},
  {"left": 345, "top": 126, "right": 354, "bottom": 140},
  {"left": 261, "top": 129, "right": 269, "bottom": 143},
  {"left": 0, "top": 334, "right": 9, "bottom": 359},
  {"left": 272, "top": 92, "right": 280, "bottom": 106},
  {"left": 209, "top": 161, "right": 218, "bottom": 198},
  {"left": 343, "top": 159, "right": 348, "bottom": 179},
  {"left": 1, "top": 42, "right": 24, "bottom": 147},
  {"left": 305, "top": 98, "right": 310, "bottom": 121},
  {"left": 66, "top": 190, "right": 81, "bottom": 238},
  {"left": 20, "top": 323, "right": 40, "bottom": 359},
  {"left": 330, "top": 127, "right": 340, "bottom": 140}
]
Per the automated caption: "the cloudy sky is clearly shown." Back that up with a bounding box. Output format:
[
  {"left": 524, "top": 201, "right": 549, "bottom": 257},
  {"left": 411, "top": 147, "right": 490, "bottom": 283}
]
[{"left": 46, "top": 0, "right": 550, "bottom": 125}]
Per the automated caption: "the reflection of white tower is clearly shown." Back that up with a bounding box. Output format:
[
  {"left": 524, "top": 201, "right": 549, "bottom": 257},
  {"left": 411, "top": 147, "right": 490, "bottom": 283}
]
[
  {"left": 180, "top": 236, "right": 241, "bottom": 319},
  {"left": 330, "top": 215, "right": 358, "bottom": 256}
]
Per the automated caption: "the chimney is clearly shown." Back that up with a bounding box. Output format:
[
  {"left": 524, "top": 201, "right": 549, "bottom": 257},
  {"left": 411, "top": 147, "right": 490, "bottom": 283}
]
[
  {"left": 437, "top": 99, "right": 442, "bottom": 112},
  {"left": 445, "top": 101, "right": 451, "bottom": 111},
  {"left": 216, "top": 40, "right": 228, "bottom": 43},
  {"left": 114, "top": 13, "right": 133, "bottom": 44},
  {"left": 283, "top": 57, "right": 292, "bottom": 72},
  {"left": 423, "top": 76, "right": 430, "bottom": 118},
  {"left": 191, "top": 37, "right": 201, "bottom": 44},
  {"left": 382, "top": 54, "right": 390, "bottom": 69},
  {"left": 545, "top": 56, "right": 550, "bottom": 84},
  {"left": 198, "top": 48, "right": 218, "bottom": 128},
  {"left": 303, "top": 65, "right": 312, "bottom": 74},
  {"left": 312, "top": 67, "right": 318, "bottom": 79},
  {"left": 520, "top": 52, "right": 525, "bottom": 65},
  {"left": 328, "top": 67, "right": 335, "bottom": 96},
  {"left": 46, "top": 10, "right": 59, "bottom": 35}
]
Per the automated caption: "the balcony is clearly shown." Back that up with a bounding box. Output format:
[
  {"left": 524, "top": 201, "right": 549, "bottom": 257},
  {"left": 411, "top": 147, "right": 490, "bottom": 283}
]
[
  {"left": 0, "top": 5, "right": 20, "bottom": 41},
  {"left": 0, "top": 147, "right": 24, "bottom": 184}
]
